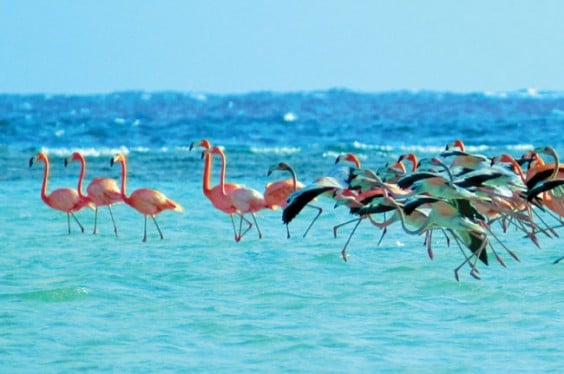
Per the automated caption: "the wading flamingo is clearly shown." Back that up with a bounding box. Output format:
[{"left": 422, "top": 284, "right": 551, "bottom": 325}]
[
  {"left": 265, "top": 162, "right": 322, "bottom": 238},
  {"left": 190, "top": 139, "right": 250, "bottom": 241},
  {"left": 65, "top": 151, "right": 123, "bottom": 236},
  {"left": 29, "top": 152, "right": 92, "bottom": 234},
  {"left": 206, "top": 146, "right": 267, "bottom": 241},
  {"left": 111, "top": 154, "right": 182, "bottom": 242}
]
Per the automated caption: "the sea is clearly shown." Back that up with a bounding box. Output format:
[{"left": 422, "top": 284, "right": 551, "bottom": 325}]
[{"left": 1, "top": 89, "right": 563, "bottom": 372}]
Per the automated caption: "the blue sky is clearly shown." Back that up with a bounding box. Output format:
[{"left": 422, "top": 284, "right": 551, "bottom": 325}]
[{"left": 1, "top": 0, "right": 563, "bottom": 94}]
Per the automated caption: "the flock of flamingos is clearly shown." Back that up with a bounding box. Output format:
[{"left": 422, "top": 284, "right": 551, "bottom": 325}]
[{"left": 29, "top": 139, "right": 563, "bottom": 280}]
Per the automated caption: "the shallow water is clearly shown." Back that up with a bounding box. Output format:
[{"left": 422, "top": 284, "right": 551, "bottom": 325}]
[{"left": 1, "top": 90, "right": 563, "bottom": 371}]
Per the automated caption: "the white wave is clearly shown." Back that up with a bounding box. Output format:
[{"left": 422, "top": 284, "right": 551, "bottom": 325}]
[
  {"left": 250, "top": 146, "right": 301, "bottom": 155},
  {"left": 506, "top": 144, "right": 535, "bottom": 151},
  {"left": 398, "top": 145, "right": 448, "bottom": 154},
  {"left": 39, "top": 146, "right": 131, "bottom": 157},
  {"left": 353, "top": 141, "right": 393, "bottom": 151}
]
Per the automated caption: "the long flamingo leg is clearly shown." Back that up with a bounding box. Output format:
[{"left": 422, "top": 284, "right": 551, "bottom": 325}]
[
  {"left": 66, "top": 213, "right": 71, "bottom": 234},
  {"left": 93, "top": 207, "right": 99, "bottom": 234},
  {"left": 340, "top": 218, "right": 362, "bottom": 262},
  {"left": 237, "top": 214, "right": 254, "bottom": 241},
  {"left": 376, "top": 226, "right": 387, "bottom": 246},
  {"left": 230, "top": 215, "right": 240, "bottom": 241},
  {"left": 250, "top": 213, "right": 262, "bottom": 239},
  {"left": 142, "top": 215, "right": 148, "bottom": 242},
  {"left": 303, "top": 204, "right": 323, "bottom": 238},
  {"left": 108, "top": 205, "right": 118, "bottom": 237},
  {"left": 333, "top": 217, "right": 361, "bottom": 238},
  {"left": 554, "top": 256, "right": 564, "bottom": 264},
  {"left": 151, "top": 215, "right": 164, "bottom": 240},
  {"left": 71, "top": 212, "right": 85, "bottom": 233}
]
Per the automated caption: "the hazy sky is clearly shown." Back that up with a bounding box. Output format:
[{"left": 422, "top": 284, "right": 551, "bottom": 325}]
[{"left": 1, "top": 0, "right": 563, "bottom": 94}]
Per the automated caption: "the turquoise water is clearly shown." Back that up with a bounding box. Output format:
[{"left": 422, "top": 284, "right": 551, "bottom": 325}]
[{"left": 1, "top": 90, "right": 563, "bottom": 371}]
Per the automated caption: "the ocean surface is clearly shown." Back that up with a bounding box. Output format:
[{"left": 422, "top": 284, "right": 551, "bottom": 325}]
[{"left": 1, "top": 89, "right": 563, "bottom": 371}]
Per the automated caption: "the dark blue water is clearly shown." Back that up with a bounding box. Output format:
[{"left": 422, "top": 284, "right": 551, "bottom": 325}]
[{"left": 1, "top": 90, "right": 563, "bottom": 371}]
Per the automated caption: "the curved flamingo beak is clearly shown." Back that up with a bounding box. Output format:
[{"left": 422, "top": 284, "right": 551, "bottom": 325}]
[{"left": 29, "top": 156, "right": 35, "bottom": 168}]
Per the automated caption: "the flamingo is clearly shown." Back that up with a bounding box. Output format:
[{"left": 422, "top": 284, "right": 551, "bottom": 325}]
[
  {"left": 383, "top": 195, "right": 491, "bottom": 280},
  {"left": 205, "top": 146, "right": 267, "bottom": 241},
  {"left": 29, "top": 152, "right": 92, "bottom": 234},
  {"left": 527, "top": 146, "right": 564, "bottom": 217},
  {"left": 283, "top": 153, "right": 361, "bottom": 230},
  {"left": 397, "top": 153, "right": 418, "bottom": 172},
  {"left": 110, "top": 153, "right": 182, "bottom": 242},
  {"left": 65, "top": 151, "right": 123, "bottom": 236},
  {"left": 265, "top": 162, "right": 322, "bottom": 238},
  {"left": 190, "top": 139, "right": 252, "bottom": 241},
  {"left": 445, "top": 139, "right": 466, "bottom": 151}
]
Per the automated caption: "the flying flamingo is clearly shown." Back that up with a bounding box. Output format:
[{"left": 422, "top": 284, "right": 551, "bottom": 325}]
[
  {"left": 29, "top": 152, "right": 92, "bottom": 234},
  {"left": 283, "top": 153, "right": 361, "bottom": 230},
  {"left": 190, "top": 139, "right": 250, "bottom": 241},
  {"left": 65, "top": 151, "right": 123, "bottom": 236},
  {"left": 110, "top": 153, "right": 182, "bottom": 242},
  {"left": 265, "top": 162, "right": 322, "bottom": 238},
  {"left": 205, "top": 146, "right": 267, "bottom": 241}
]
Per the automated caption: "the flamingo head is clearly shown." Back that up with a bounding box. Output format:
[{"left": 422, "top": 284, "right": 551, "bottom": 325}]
[
  {"left": 267, "top": 162, "right": 291, "bottom": 176},
  {"left": 336, "top": 153, "right": 361, "bottom": 168},
  {"left": 111, "top": 153, "right": 126, "bottom": 167},
  {"left": 64, "top": 151, "right": 84, "bottom": 167},
  {"left": 490, "top": 154, "right": 514, "bottom": 166},
  {"left": 445, "top": 139, "right": 465, "bottom": 151},
  {"left": 189, "top": 139, "right": 211, "bottom": 151},
  {"left": 29, "top": 152, "right": 48, "bottom": 168},
  {"left": 398, "top": 153, "right": 417, "bottom": 164},
  {"left": 201, "top": 146, "right": 225, "bottom": 159}
]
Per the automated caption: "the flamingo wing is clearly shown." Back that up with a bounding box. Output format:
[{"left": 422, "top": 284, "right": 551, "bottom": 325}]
[
  {"left": 87, "top": 178, "right": 123, "bottom": 205},
  {"left": 283, "top": 184, "right": 336, "bottom": 224},
  {"left": 45, "top": 188, "right": 82, "bottom": 212}
]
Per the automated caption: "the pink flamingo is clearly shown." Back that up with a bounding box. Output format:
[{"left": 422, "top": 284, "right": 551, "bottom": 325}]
[
  {"left": 265, "top": 162, "right": 322, "bottom": 238},
  {"left": 65, "top": 151, "right": 123, "bottom": 236},
  {"left": 110, "top": 153, "right": 182, "bottom": 242},
  {"left": 206, "top": 146, "right": 267, "bottom": 241},
  {"left": 29, "top": 152, "right": 92, "bottom": 234},
  {"left": 190, "top": 139, "right": 250, "bottom": 241}
]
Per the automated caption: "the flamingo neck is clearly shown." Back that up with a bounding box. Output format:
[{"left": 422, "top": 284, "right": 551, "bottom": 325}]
[
  {"left": 394, "top": 200, "right": 429, "bottom": 235},
  {"left": 405, "top": 154, "right": 418, "bottom": 172},
  {"left": 76, "top": 156, "right": 87, "bottom": 198},
  {"left": 215, "top": 149, "right": 227, "bottom": 196},
  {"left": 549, "top": 150, "right": 560, "bottom": 180},
  {"left": 118, "top": 159, "right": 128, "bottom": 200},
  {"left": 202, "top": 152, "right": 213, "bottom": 196},
  {"left": 40, "top": 157, "right": 49, "bottom": 202},
  {"left": 505, "top": 155, "right": 527, "bottom": 184},
  {"left": 287, "top": 165, "right": 298, "bottom": 191}
]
